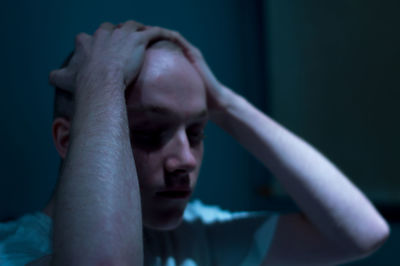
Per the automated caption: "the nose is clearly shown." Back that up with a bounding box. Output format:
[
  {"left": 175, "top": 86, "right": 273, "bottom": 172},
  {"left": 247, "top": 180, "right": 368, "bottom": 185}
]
[{"left": 164, "top": 128, "right": 198, "bottom": 175}]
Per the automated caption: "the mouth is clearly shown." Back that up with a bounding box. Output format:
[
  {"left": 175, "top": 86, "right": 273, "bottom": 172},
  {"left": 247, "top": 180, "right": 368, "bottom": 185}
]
[{"left": 156, "top": 190, "right": 192, "bottom": 199}]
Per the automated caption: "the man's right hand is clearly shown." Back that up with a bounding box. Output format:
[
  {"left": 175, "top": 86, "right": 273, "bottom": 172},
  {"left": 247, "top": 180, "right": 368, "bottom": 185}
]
[{"left": 49, "top": 20, "right": 181, "bottom": 96}]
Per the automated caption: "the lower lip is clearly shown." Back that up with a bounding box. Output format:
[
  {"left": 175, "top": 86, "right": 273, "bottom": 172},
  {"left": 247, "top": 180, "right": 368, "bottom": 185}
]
[{"left": 156, "top": 191, "right": 192, "bottom": 199}]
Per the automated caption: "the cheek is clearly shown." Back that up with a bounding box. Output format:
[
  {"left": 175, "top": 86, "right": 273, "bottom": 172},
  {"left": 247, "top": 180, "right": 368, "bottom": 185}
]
[
  {"left": 196, "top": 143, "right": 204, "bottom": 164},
  {"left": 132, "top": 148, "right": 163, "bottom": 187},
  {"left": 193, "top": 144, "right": 204, "bottom": 172}
]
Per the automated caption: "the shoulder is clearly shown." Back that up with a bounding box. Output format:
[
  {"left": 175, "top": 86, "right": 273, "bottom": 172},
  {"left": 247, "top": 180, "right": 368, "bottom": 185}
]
[{"left": 0, "top": 212, "right": 52, "bottom": 265}]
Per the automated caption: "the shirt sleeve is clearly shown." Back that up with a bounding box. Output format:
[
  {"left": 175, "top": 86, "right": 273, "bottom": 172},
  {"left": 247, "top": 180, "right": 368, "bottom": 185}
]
[{"left": 0, "top": 212, "right": 52, "bottom": 265}]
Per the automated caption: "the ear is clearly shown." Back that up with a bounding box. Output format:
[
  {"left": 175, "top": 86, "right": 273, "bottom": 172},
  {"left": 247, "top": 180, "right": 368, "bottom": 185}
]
[{"left": 52, "top": 117, "right": 71, "bottom": 159}]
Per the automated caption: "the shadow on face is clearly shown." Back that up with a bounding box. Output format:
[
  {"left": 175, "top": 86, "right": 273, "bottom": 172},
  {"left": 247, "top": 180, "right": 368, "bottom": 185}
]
[{"left": 125, "top": 43, "right": 208, "bottom": 230}]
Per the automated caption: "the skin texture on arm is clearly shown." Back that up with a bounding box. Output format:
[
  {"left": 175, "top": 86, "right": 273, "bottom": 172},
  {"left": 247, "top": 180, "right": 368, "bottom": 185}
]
[
  {"left": 47, "top": 22, "right": 183, "bottom": 266},
  {"left": 172, "top": 33, "right": 390, "bottom": 265},
  {"left": 214, "top": 90, "right": 389, "bottom": 265},
  {"left": 52, "top": 70, "right": 140, "bottom": 266},
  {"left": 50, "top": 22, "right": 143, "bottom": 266}
]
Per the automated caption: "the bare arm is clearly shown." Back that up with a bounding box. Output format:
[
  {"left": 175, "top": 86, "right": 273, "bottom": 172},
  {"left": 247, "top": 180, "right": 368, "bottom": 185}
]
[
  {"left": 174, "top": 33, "right": 390, "bottom": 264},
  {"left": 214, "top": 89, "right": 389, "bottom": 265},
  {"left": 50, "top": 22, "right": 143, "bottom": 266},
  {"left": 52, "top": 71, "right": 140, "bottom": 266},
  {"left": 47, "top": 22, "right": 181, "bottom": 266}
]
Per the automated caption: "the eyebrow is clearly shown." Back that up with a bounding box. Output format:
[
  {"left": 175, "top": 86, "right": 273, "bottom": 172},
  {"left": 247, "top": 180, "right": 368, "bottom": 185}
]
[{"left": 127, "top": 105, "right": 208, "bottom": 120}]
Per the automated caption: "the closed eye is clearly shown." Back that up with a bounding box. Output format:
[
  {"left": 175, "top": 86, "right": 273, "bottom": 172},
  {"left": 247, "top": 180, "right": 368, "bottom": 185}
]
[
  {"left": 130, "top": 122, "right": 207, "bottom": 150},
  {"left": 130, "top": 130, "right": 169, "bottom": 150},
  {"left": 187, "top": 124, "right": 206, "bottom": 146}
]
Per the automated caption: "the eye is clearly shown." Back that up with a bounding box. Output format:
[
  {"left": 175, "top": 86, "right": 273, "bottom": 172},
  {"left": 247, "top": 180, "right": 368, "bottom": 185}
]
[
  {"left": 130, "top": 129, "right": 167, "bottom": 150},
  {"left": 187, "top": 126, "right": 206, "bottom": 146}
]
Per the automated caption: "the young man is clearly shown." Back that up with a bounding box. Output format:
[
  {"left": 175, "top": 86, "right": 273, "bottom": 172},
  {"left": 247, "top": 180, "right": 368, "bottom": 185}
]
[{"left": 0, "top": 20, "right": 389, "bottom": 265}]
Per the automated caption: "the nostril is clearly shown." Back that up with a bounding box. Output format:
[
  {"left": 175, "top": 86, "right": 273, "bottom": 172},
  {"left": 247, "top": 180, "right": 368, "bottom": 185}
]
[{"left": 165, "top": 172, "right": 190, "bottom": 187}]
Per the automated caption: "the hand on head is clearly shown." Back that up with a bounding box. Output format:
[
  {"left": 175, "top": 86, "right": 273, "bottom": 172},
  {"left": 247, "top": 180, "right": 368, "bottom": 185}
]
[
  {"left": 49, "top": 20, "right": 182, "bottom": 92},
  {"left": 49, "top": 20, "right": 229, "bottom": 117}
]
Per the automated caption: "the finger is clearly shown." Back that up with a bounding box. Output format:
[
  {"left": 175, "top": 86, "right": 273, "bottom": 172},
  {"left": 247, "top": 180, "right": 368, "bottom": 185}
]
[
  {"left": 138, "top": 27, "right": 200, "bottom": 59},
  {"left": 137, "top": 26, "right": 175, "bottom": 45},
  {"left": 99, "top": 21, "right": 115, "bottom": 31},
  {"left": 119, "top": 20, "right": 146, "bottom": 32},
  {"left": 93, "top": 22, "right": 114, "bottom": 38},
  {"left": 167, "top": 30, "right": 202, "bottom": 59},
  {"left": 74, "top": 32, "right": 92, "bottom": 55},
  {"left": 49, "top": 68, "right": 74, "bottom": 91},
  {"left": 140, "top": 27, "right": 183, "bottom": 48},
  {"left": 137, "top": 24, "right": 149, "bottom": 32}
]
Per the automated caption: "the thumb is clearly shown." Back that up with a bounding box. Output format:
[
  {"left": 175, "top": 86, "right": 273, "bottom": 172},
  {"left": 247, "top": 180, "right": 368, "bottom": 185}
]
[{"left": 49, "top": 68, "right": 74, "bottom": 91}]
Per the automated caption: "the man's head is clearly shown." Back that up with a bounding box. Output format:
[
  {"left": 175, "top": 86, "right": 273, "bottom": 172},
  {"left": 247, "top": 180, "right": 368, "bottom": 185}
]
[{"left": 51, "top": 40, "right": 208, "bottom": 230}]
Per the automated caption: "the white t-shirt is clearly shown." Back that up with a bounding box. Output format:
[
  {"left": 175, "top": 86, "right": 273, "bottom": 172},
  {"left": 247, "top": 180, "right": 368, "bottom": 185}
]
[{"left": 0, "top": 200, "right": 279, "bottom": 266}]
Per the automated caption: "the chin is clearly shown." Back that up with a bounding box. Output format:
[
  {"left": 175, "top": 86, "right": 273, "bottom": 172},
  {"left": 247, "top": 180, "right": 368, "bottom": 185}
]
[{"left": 143, "top": 207, "right": 185, "bottom": 231}]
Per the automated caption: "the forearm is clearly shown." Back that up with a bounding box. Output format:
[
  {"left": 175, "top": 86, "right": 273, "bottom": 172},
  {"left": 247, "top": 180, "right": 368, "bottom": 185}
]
[
  {"left": 52, "top": 74, "right": 142, "bottom": 265},
  {"left": 213, "top": 87, "right": 389, "bottom": 253}
]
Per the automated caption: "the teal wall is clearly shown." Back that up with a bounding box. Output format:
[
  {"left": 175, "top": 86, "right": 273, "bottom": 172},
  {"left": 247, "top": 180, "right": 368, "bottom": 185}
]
[
  {"left": 265, "top": 1, "right": 400, "bottom": 204},
  {"left": 265, "top": 1, "right": 399, "bottom": 265}
]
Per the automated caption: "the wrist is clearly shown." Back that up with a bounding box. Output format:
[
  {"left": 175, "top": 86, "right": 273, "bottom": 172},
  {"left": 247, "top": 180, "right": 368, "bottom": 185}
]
[
  {"left": 76, "top": 63, "right": 125, "bottom": 95},
  {"left": 73, "top": 65, "right": 127, "bottom": 126},
  {"left": 208, "top": 85, "right": 244, "bottom": 123}
]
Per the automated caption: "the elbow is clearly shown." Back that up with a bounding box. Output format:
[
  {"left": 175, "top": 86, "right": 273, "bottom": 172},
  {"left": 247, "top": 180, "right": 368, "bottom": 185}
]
[
  {"left": 352, "top": 218, "right": 390, "bottom": 259},
  {"left": 364, "top": 220, "right": 390, "bottom": 255}
]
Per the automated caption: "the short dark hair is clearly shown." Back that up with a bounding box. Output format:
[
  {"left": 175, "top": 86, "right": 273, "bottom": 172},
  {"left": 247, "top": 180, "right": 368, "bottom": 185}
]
[{"left": 53, "top": 51, "right": 75, "bottom": 121}]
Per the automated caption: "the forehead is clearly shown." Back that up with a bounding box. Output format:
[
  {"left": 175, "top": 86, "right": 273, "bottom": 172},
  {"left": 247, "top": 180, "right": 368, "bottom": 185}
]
[{"left": 126, "top": 48, "right": 207, "bottom": 121}]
